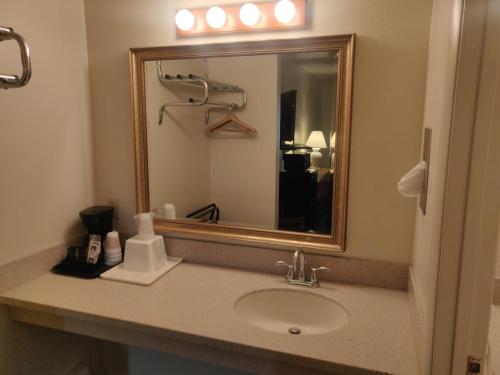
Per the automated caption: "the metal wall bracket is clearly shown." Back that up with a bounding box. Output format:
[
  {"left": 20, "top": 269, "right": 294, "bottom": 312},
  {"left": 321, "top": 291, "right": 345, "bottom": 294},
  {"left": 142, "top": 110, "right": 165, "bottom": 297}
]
[
  {"left": 0, "top": 26, "right": 32, "bottom": 89},
  {"left": 419, "top": 127, "right": 432, "bottom": 215}
]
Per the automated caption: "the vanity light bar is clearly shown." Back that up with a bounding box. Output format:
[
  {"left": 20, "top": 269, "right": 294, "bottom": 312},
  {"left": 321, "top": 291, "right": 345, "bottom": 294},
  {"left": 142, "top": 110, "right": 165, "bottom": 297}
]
[{"left": 175, "top": 0, "right": 306, "bottom": 37}]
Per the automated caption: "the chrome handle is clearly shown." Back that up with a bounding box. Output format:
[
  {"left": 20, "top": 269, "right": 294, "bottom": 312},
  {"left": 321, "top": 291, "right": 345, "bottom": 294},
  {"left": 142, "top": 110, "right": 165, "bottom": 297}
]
[
  {"left": 311, "top": 266, "right": 330, "bottom": 273},
  {"left": 310, "top": 266, "right": 330, "bottom": 285},
  {"left": 276, "top": 260, "right": 292, "bottom": 269},
  {"left": 0, "top": 26, "right": 31, "bottom": 89},
  {"left": 276, "top": 260, "right": 294, "bottom": 280}
]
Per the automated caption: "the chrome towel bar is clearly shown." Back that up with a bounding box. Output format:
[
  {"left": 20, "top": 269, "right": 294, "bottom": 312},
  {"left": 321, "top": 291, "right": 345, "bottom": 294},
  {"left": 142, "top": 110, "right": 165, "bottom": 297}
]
[
  {"left": 156, "top": 61, "right": 247, "bottom": 125},
  {"left": 0, "top": 26, "right": 31, "bottom": 89}
]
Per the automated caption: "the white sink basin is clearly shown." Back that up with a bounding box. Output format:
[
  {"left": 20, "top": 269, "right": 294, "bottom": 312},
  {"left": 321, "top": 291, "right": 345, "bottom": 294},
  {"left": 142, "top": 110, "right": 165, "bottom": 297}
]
[{"left": 235, "top": 289, "right": 348, "bottom": 335}]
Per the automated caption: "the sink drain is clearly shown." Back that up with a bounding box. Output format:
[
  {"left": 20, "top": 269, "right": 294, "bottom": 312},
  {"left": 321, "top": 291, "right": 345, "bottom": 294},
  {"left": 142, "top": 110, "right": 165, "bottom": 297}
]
[{"left": 288, "top": 327, "right": 301, "bottom": 335}]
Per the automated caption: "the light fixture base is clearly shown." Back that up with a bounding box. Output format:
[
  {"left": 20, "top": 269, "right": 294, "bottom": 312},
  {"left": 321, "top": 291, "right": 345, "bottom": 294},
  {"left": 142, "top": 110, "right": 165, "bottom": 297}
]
[{"left": 309, "top": 148, "right": 322, "bottom": 169}]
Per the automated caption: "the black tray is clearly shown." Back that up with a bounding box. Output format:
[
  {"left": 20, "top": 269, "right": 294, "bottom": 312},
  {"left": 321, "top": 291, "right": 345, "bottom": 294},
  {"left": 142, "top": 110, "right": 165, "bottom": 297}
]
[{"left": 53, "top": 260, "right": 115, "bottom": 279}]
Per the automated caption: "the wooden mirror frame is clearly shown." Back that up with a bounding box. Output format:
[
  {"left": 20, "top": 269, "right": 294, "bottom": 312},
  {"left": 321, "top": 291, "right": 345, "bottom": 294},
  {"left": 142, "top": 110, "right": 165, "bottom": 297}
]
[{"left": 130, "top": 34, "right": 354, "bottom": 252}]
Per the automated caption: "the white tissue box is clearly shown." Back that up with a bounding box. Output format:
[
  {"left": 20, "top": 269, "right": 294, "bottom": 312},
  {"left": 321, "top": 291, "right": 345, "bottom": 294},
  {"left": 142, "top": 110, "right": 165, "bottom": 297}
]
[{"left": 123, "top": 235, "right": 167, "bottom": 272}]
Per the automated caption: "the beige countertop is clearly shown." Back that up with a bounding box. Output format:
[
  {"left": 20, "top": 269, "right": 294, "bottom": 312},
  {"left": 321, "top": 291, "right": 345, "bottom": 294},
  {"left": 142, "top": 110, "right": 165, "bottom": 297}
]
[{"left": 0, "top": 263, "right": 417, "bottom": 374}]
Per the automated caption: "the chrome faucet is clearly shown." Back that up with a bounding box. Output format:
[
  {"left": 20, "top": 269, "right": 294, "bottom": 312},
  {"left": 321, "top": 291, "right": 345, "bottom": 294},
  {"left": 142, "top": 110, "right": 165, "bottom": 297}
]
[
  {"left": 276, "top": 249, "right": 330, "bottom": 287},
  {"left": 292, "top": 248, "right": 306, "bottom": 282}
]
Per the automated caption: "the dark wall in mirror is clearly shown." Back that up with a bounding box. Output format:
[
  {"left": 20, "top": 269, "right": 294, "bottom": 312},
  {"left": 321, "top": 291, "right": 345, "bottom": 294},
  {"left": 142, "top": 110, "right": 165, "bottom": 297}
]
[{"left": 278, "top": 52, "right": 338, "bottom": 234}]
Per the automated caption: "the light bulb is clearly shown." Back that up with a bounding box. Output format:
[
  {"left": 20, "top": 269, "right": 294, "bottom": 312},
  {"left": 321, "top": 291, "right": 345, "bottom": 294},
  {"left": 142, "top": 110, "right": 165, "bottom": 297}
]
[
  {"left": 175, "top": 9, "right": 195, "bottom": 31},
  {"left": 206, "top": 6, "right": 226, "bottom": 29},
  {"left": 239, "top": 3, "right": 261, "bottom": 26},
  {"left": 274, "top": 0, "right": 296, "bottom": 24}
]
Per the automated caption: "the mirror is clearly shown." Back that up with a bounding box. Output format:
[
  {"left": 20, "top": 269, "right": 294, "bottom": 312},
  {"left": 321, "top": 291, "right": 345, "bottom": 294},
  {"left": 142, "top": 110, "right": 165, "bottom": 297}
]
[{"left": 131, "top": 35, "right": 354, "bottom": 251}]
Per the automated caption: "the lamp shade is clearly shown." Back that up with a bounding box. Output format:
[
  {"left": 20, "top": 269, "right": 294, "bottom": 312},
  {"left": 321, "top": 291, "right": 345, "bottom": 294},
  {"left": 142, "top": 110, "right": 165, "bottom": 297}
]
[{"left": 306, "top": 131, "right": 327, "bottom": 149}]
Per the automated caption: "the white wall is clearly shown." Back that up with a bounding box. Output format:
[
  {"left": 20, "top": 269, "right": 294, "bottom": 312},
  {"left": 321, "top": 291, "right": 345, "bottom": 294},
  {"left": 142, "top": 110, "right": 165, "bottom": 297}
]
[
  {"left": 145, "top": 60, "right": 212, "bottom": 218},
  {"left": 207, "top": 55, "right": 278, "bottom": 228},
  {"left": 0, "top": 1, "right": 98, "bottom": 373},
  {"left": 0, "top": 0, "right": 96, "bottom": 266},
  {"left": 83, "top": 0, "right": 433, "bottom": 264},
  {"left": 409, "top": 0, "right": 463, "bottom": 372}
]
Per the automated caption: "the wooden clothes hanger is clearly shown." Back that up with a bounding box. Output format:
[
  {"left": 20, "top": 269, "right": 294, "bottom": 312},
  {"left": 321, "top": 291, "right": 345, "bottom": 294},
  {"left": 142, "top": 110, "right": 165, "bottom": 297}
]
[{"left": 206, "top": 112, "right": 258, "bottom": 135}]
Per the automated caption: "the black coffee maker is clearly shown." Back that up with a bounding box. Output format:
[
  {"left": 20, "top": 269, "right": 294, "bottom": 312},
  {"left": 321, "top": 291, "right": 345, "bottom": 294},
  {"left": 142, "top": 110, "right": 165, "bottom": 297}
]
[
  {"left": 79, "top": 206, "right": 114, "bottom": 245},
  {"left": 53, "top": 206, "right": 114, "bottom": 278}
]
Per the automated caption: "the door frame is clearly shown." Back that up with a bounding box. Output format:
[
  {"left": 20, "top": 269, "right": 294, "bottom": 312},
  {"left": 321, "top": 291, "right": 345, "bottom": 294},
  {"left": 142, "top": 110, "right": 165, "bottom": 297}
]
[{"left": 431, "top": 0, "right": 500, "bottom": 373}]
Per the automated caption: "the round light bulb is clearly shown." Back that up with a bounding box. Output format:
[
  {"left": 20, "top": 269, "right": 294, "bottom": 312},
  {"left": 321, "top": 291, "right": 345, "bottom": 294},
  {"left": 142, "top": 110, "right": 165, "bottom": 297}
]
[
  {"left": 206, "top": 6, "right": 227, "bottom": 29},
  {"left": 175, "top": 9, "right": 195, "bottom": 31},
  {"left": 274, "top": 0, "right": 296, "bottom": 24},
  {"left": 239, "top": 3, "right": 261, "bottom": 26}
]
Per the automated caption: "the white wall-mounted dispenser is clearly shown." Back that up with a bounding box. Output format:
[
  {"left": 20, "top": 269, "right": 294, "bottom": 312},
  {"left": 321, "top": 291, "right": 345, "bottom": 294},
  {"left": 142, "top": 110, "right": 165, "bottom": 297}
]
[
  {"left": 100, "top": 213, "right": 182, "bottom": 285},
  {"left": 397, "top": 161, "right": 428, "bottom": 197},
  {"left": 397, "top": 127, "right": 432, "bottom": 214}
]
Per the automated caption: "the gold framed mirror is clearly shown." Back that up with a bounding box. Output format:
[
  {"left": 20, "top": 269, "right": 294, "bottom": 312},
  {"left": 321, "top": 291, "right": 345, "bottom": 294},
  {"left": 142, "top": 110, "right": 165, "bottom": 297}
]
[{"left": 130, "top": 34, "right": 354, "bottom": 252}]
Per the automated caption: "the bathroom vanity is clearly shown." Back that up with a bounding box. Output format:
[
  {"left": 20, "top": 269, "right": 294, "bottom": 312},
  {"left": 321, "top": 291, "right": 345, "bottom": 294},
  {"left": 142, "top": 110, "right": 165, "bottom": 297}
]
[
  {"left": 0, "top": 33, "right": 419, "bottom": 375},
  {"left": 0, "top": 262, "right": 417, "bottom": 374}
]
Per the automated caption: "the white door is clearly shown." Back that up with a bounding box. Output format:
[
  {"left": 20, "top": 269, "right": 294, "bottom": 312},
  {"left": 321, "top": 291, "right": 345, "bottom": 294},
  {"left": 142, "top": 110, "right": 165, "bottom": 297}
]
[{"left": 433, "top": 0, "right": 500, "bottom": 373}]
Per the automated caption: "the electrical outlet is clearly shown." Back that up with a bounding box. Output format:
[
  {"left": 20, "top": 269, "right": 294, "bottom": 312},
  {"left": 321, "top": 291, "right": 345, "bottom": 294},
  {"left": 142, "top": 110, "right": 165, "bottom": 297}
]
[{"left": 107, "top": 197, "right": 119, "bottom": 222}]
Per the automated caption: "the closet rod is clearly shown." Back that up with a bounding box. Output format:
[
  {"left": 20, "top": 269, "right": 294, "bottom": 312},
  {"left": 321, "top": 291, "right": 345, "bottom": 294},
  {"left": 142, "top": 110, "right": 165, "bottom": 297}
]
[
  {"left": 157, "top": 62, "right": 240, "bottom": 91},
  {"left": 156, "top": 61, "right": 248, "bottom": 126}
]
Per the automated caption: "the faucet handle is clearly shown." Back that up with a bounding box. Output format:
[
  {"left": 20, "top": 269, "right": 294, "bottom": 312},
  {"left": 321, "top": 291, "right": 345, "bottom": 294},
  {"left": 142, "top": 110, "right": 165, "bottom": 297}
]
[
  {"left": 276, "top": 260, "right": 294, "bottom": 280},
  {"left": 310, "top": 266, "right": 330, "bottom": 286}
]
